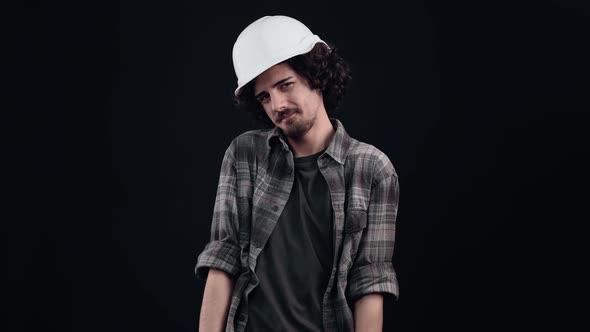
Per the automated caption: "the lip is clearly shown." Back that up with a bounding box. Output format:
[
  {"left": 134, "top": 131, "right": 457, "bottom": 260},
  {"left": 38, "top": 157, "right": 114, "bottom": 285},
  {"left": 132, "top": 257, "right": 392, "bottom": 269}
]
[{"left": 278, "top": 110, "right": 296, "bottom": 122}]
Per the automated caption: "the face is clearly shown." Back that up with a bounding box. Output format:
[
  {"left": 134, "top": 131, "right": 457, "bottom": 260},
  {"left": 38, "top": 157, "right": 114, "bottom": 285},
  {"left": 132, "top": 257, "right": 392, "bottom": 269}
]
[{"left": 253, "top": 63, "right": 324, "bottom": 139}]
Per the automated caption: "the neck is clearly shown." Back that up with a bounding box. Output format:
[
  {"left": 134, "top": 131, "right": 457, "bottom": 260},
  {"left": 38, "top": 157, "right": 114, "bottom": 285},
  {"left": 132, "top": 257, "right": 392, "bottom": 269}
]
[{"left": 287, "top": 112, "right": 335, "bottom": 158}]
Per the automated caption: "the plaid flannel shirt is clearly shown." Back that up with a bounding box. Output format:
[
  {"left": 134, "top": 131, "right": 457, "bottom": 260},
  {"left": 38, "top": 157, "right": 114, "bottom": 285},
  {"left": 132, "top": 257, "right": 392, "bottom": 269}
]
[{"left": 195, "top": 118, "right": 400, "bottom": 332}]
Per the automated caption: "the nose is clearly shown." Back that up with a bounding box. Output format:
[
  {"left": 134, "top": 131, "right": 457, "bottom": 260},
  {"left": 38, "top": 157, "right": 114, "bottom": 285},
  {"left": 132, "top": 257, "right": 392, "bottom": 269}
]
[{"left": 270, "top": 92, "right": 288, "bottom": 113}]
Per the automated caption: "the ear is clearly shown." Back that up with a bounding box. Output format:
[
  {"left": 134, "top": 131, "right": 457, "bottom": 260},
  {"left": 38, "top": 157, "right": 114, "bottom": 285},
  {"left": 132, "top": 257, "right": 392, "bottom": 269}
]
[{"left": 314, "top": 88, "right": 324, "bottom": 99}]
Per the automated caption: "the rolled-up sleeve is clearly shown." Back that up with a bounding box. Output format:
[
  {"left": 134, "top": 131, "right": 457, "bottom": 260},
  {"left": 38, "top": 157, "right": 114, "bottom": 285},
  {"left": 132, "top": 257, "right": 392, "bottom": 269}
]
[
  {"left": 347, "top": 172, "right": 400, "bottom": 303},
  {"left": 195, "top": 143, "right": 241, "bottom": 280}
]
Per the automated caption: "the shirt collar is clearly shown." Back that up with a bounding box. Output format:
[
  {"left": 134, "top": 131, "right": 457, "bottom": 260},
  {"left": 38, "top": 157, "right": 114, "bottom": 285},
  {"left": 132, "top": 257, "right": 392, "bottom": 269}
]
[{"left": 266, "top": 118, "right": 352, "bottom": 165}]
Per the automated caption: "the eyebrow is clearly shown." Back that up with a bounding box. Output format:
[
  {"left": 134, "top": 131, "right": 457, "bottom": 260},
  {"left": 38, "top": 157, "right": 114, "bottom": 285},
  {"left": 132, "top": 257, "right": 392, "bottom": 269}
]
[{"left": 254, "top": 76, "right": 293, "bottom": 100}]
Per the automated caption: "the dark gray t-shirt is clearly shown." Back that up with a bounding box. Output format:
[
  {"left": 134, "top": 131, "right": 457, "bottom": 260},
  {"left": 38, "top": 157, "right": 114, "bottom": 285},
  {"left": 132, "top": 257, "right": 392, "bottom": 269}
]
[{"left": 245, "top": 148, "right": 333, "bottom": 331}]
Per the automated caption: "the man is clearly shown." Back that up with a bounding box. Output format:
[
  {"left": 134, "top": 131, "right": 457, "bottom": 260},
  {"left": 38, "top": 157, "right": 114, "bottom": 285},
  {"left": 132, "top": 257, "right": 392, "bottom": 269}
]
[{"left": 195, "top": 15, "right": 400, "bottom": 332}]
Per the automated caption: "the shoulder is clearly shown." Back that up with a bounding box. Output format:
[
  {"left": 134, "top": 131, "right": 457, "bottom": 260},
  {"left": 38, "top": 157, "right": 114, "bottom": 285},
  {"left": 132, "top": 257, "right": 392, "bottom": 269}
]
[
  {"left": 224, "top": 128, "right": 272, "bottom": 160},
  {"left": 230, "top": 129, "right": 271, "bottom": 147},
  {"left": 345, "top": 137, "right": 398, "bottom": 184}
]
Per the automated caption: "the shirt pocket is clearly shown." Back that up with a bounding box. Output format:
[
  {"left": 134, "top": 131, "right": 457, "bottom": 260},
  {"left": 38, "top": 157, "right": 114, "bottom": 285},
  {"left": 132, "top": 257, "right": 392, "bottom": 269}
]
[
  {"left": 340, "top": 209, "right": 368, "bottom": 271},
  {"left": 344, "top": 209, "right": 367, "bottom": 233}
]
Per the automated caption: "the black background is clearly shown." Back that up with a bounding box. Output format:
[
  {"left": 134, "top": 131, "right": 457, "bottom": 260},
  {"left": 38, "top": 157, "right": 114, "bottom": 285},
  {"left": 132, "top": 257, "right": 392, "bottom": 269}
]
[{"left": 18, "top": 0, "right": 589, "bottom": 331}]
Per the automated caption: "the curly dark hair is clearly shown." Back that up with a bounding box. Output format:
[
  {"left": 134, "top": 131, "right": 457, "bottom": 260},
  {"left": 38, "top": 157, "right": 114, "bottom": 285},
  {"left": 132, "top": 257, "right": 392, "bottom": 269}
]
[{"left": 233, "top": 42, "right": 352, "bottom": 128}]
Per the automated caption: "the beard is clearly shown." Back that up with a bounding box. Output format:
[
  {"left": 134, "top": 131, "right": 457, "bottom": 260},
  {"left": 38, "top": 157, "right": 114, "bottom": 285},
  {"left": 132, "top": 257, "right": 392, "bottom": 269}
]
[{"left": 280, "top": 108, "right": 316, "bottom": 139}]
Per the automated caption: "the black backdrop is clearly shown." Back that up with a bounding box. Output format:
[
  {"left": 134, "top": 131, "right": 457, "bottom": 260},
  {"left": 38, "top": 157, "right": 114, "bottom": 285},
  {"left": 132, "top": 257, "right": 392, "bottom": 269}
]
[{"left": 20, "top": 0, "right": 589, "bottom": 331}]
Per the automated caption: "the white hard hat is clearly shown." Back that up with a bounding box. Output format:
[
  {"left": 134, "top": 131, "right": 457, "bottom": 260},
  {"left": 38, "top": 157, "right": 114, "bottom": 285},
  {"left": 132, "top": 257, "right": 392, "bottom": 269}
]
[{"left": 232, "top": 15, "right": 328, "bottom": 96}]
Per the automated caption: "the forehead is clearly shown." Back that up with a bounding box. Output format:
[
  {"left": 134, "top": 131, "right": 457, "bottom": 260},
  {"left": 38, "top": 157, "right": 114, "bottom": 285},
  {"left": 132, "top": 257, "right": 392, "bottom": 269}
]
[{"left": 253, "top": 63, "right": 298, "bottom": 94}]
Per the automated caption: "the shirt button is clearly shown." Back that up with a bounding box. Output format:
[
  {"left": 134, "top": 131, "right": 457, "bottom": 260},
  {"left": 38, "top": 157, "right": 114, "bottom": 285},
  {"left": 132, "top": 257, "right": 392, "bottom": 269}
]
[{"left": 272, "top": 205, "right": 279, "bottom": 212}]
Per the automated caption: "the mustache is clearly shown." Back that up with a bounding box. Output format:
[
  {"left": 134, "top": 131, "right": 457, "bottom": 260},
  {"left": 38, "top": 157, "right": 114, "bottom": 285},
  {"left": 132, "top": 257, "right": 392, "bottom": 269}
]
[{"left": 276, "top": 108, "right": 298, "bottom": 121}]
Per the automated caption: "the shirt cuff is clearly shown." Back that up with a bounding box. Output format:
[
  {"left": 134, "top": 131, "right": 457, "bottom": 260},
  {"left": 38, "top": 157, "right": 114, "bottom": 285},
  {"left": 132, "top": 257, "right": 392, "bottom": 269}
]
[
  {"left": 347, "top": 262, "right": 399, "bottom": 304},
  {"left": 195, "top": 240, "right": 241, "bottom": 280}
]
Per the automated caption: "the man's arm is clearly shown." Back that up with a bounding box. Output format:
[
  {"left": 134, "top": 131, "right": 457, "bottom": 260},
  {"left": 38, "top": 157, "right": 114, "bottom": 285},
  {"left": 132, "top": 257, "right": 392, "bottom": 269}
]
[
  {"left": 354, "top": 293, "right": 384, "bottom": 332},
  {"left": 346, "top": 153, "right": 400, "bottom": 329},
  {"left": 199, "top": 269, "right": 234, "bottom": 332},
  {"left": 195, "top": 141, "right": 242, "bottom": 330}
]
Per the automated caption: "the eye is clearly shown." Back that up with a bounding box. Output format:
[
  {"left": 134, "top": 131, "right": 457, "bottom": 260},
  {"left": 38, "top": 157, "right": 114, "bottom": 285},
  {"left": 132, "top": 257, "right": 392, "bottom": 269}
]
[
  {"left": 280, "top": 82, "right": 293, "bottom": 89},
  {"left": 257, "top": 94, "right": 269, "bottom": 104}
]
